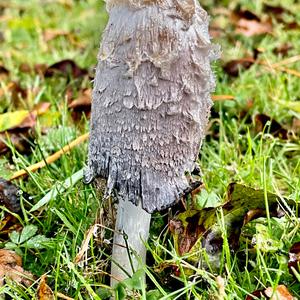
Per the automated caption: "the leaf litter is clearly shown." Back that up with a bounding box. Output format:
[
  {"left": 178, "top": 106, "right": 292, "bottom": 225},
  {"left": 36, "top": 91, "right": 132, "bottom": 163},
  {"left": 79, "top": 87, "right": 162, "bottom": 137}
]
[{"left": 169, "top": 183, "right": 293, "bottom": 266}]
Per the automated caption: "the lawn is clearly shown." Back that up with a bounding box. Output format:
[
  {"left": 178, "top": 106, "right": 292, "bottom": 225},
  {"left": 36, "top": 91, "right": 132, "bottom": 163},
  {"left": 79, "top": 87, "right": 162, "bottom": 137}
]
[{"left": 0, "top": 0, "right": 300, "bottom": 299}]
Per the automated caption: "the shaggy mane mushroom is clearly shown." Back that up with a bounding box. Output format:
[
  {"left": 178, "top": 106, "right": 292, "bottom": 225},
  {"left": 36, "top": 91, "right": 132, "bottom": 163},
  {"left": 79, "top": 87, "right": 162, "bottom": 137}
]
[{"left": 85, "top": 0, "right": 219, "bottom": 287}]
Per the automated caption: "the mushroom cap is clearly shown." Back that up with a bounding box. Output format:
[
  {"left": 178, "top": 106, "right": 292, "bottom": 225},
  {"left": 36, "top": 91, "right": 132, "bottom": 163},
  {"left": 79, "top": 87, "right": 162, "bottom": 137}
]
[{"left": 85, "top": 0, "right": 219, "bottom": 213}]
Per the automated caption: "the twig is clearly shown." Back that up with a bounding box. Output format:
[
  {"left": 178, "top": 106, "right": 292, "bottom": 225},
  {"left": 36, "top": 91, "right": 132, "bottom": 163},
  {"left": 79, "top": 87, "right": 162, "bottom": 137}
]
[
  {"left": 271, "top": 54, "right": 300, "bottom": 68},
  {"left": 256, "top": 55, "right": 300, "bottom": 78},
  {"left": 10, "top": 133, "right": 89, "bottom": 180},
  {"left": 212, "top": 95, "right": 235, "bottom": 101}
]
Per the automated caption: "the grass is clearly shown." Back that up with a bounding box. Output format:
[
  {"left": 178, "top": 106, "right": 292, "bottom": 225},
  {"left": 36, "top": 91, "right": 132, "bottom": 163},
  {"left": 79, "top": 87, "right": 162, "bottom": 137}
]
[{"left": 0, "top": 0, "right": 300, "bottom": 299}]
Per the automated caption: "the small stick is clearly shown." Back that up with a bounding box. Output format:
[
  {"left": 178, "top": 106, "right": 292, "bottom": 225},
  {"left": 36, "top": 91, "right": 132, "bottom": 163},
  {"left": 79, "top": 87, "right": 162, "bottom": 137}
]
[
  {"left": 212, "top": 95, "right": 235, "bottom": 101},
  {"left": 10, "top": 133, "right": 89, "bottom": 180}
]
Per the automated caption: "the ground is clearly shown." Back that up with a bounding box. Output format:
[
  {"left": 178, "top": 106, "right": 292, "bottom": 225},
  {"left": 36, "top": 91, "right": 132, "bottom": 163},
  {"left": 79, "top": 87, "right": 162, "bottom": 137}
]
[{"left": 0, "top": 0, "right": 300, "bottom": 299}]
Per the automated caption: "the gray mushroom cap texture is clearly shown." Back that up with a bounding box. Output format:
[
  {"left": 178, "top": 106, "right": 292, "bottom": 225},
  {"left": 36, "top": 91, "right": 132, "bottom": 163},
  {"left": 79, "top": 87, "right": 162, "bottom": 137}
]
[{"left": 85, "top": 0, "right": 220, "bottom": 213}]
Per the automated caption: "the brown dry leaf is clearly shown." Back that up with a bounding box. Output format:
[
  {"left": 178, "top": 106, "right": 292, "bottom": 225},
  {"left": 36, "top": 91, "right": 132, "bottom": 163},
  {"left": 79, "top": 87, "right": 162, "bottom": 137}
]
[
  {"left": 254, "top": 114, "right": 288, "bottom": 139},
  {"left": 0, "top": 102, "right": 50, "bottom": 155},
  {"left": 170, "top": 183, "right": 288, "bottom": 262},
  {"left": 43, "top": 29, "right": 69, "bottom": 42},
  {"left": 0, "top": 65, "right": 9, "bottom": 79},
  {"left": 288, "top": 242, "right": 300, "bottom": 275},
  {"left": 209, "top": 26, "right": 225, "bottom": 38},
  {"left": 0, "top": 178, "right": 22, "bottom": 212},
  {"left": 33, "top": 102, "right": 51, "bottom": 116},
  {"left": 68, "top": 89, "right": 91, "bottom": 121},
  {"left": 223, "top": 58, "right": 255, "bottom": 77},
  {"left": 37, "top": 275, "right": 54, "bottom": 300},
  {"left": 0, "top": 249, "right": 34, "bottom": 287},
  {"left": 273, "top": 43, "right": 293, "bottom": 57},
  {"left": 7, "top": 81, "right": 28, "bottom": 107},
  {"left": 19, "top": 63, "right": 32, "bottom": 73},
  {"left": 231, "top": 9, "right": 260, "bottom": 22},
  {"left": 292, "top": 118, "right": 300, "bottom": 135},
  {"left": 264, "top": 4, "right": 286, "bottom": 16},
  {"left": 19, "top": 63, "right": 48, "bottom": 77},
  {"left": 169, "top": 214, "right": 205, "bottom": 256},
  {"left": 74, "top": 224, "right": 97, "bottom": 264},
  {"left": 245, "top": 290, "right": 265, "bottom": 300},
  {"left": 285, "top": 22, "right": 300, "bottom": 30},
  {"left": 264, "top": 285, "right": 294, "bottom": 300},
  {"left": 235, "top": 18, "right": 272, "bottom": 37},
  {"left": 44, "top": 59, "right": 88, "bottom": 78},
  {"left": 0, "top": 130, "right": 32, "bottom": 155},
  {"left": 68, "top": 88, "right": 91, "bottom": 109},
  {"left": 243, "top": 208, "right": 266, "bottom": 225},
  {"left": 263, "top": 4, "right": 295, "bottom": 26},
  {"left": 34, "top": 64, "right": 48, "bottom": 76}
]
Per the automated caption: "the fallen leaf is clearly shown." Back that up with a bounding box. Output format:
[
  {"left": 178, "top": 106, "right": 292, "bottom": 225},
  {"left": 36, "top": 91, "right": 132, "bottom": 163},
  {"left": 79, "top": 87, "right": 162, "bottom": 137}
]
[
  {"left": 74, "top": 224, "right": 97, "bottom": 264},
  {"left": 0, "top": 130, "right": 32, "bottom": 155},
  {"left": 34, "top": 64, "right": 48, "bottom": 76},
  {"left": 264, "top": 4, "right": 287, "bottom": 16},
  {"left": 245, "top": 290, "right": 265, "bottom": 300},
  {"left": 44, "top": 59, "right": 88, "bottom": 78},
  {"left": 68, "top": 88, "right": 91, "bottom": 121},
  {"left": 288, "top": 242, "right": 300, "bottom": 275},
  {"left": 0, "top": 65, "right": 9, "bottom": 79},
  {"left": 235, "top": 18, "right": 272, "bottom": 37},
  {"left": 7, "top": 81, "right": 28, "bottom": 107},
  {"left": 0, "top": 102, "right": 50, "bottom": 133},
  {"left": 33, "top": 102, "right": 51, "bottom": 115},
  {"left": 19, "top": 63, "right": 32, "bottom": 73},
  {"left": 37, "top": 275, "right": 54, "bottom": 300},
  {"left": 223, "top": 58, "right": 255, "bottom": 77},
  {"left": 209, "top": 26, "right": 225, "bottom": 38},
  {"left": 0, "top": 215, "right": 22, "bottom": 236},
  {"left": 292, "top": 118, "right": 300, "bottom": 135},
  {"left": 68, "top": 88, "right": 91, "bottom": 109},
  {"left": 273, "top": 43, "right": 293, "bottom": 57},
  {"left": 231, "top": 9, "right": 261, "bottom": 22},
  {"left": 243, "top": 208, "right": 266, "bottom": 225},
  {"left": 285, "top": 22, "right": 300, "bottom": 30},
  {"left": 0, "top": 178, "right": 22, "bottom": 212},
  {"left": 170, "top": 183, "right": 287, "bottom": 265},
  {"left": 0, "top": 249, "right": 34, "bottom": 287},
  {"left": 263, "top": 4, "right": 298, "bottom": 30},
  {"left": 255, "top": 114, "right": 288, "bottom": 139},
  {"left": 19, "top": 63, "right": 48, "bottom": 78},
  {"left": 265, "top": 285, "right": 294, "bottom": 300},
  {"left": 0, "top": 110, "right": 30, "bottom": 132}
]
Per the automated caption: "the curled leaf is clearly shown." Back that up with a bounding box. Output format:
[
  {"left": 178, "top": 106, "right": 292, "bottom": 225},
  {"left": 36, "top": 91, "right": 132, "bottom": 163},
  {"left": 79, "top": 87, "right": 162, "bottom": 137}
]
[
  {"left": 288, "top": 242, "right": 300, "bottom": 275},
  {"left": 0, "top": 249, "right": 34, "bottom": 287},
  {"left": 223, "top": 58, "right": 255, "bottom": 77},
  {"left": 0, "top": 178, "right": 22, "bottom": 212},
  {"left": 44, "top": 59, "right": 88, "bottom": 78},
  {"left": 37, "top": 275, "right": 54, "bottom": 300}
]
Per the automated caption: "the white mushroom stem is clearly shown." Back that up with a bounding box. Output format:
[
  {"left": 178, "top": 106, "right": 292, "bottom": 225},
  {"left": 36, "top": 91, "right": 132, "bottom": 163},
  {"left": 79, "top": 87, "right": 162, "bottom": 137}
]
[{"left": 111, "top": 200, "right": 151, "bottom": 287}]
